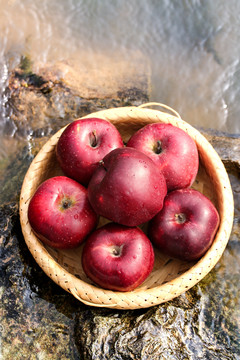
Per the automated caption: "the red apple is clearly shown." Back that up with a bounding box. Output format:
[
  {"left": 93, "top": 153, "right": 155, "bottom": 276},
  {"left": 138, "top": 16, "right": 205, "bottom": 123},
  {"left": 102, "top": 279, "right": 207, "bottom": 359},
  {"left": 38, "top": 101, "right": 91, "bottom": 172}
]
[
  {"left": 82, "top": 223, "right": 154, "bottom": 291},
  {"left": 56, "top": 118, "right": 124, "bottom": 185},
  {"left": 148, "top": 188, "right": 220, "bottom": 261},
  {"left": 127, "top": 123, "right": 199, "bottom": 191},
  {"left": 28, "top": 176, "right": 98, "bottom": 249},
  {"left": 88, "top": 147, "right": 167, "bottom": 227}
]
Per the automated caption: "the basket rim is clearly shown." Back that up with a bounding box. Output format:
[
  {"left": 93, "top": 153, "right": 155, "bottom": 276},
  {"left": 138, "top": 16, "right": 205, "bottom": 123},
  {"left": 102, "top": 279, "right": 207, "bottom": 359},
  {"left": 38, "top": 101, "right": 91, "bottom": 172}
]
[{"left": 19, "top": 103, "right": 234, "bottom": 310}]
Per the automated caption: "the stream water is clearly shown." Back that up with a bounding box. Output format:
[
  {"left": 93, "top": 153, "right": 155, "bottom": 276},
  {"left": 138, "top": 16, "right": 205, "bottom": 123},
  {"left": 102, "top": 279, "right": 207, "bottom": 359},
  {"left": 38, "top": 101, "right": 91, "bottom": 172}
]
[{"left": 1, "top": 0, "right": 240, "bottom": 138}]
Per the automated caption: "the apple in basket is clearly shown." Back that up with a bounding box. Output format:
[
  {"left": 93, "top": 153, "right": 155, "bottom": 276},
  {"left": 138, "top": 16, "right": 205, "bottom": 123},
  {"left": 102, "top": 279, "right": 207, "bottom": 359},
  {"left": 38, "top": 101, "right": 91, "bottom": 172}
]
[
  {"left": 88, "top": 147, "right": 167, "bottom": 227},
  {"left": 82, "top": 223, "right": 155, "bottom": 291},
  {"left": 127, "top": 123, "right": 199, "bottom": 191},
  {"left": 148, "top": 188, "right": 220, "bottom": 261},
  {"left": 56, "top": 118, "right": 124, "bottom": 186},
  {"left": 28, "top": 176, "right": 98, "bottom": 249}
]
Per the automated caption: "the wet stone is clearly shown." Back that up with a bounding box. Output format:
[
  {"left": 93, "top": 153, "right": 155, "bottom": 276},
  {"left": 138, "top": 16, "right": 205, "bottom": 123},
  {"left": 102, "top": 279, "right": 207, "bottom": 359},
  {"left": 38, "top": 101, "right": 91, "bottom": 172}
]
[
  {"left": 0, "top": 203, "right": 82, "bottom": 359},
  {"left": 74, "top": 243, "right": 240, "bottom": 359},
  {"left": 0, "top": 58, "right": 240, "bottom": 359},
  {"left": 200, "top": 128, "right": 240, "bottom": 172},
  {"left": 4, "top": 54, "right": 149, "bottom": 140},
  {"left": 0, "top": 136, "right": 50, "bottom": 204}
]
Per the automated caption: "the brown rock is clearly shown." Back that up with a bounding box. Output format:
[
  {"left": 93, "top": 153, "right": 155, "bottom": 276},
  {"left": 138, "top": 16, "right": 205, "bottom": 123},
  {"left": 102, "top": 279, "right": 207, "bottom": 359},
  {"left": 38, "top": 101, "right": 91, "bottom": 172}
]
[
  {"left": 201, "top": 129, "right": 240, "bottom": 172},
  {"left": 35, "top": 51, "right": 151, "bottom": 100}
]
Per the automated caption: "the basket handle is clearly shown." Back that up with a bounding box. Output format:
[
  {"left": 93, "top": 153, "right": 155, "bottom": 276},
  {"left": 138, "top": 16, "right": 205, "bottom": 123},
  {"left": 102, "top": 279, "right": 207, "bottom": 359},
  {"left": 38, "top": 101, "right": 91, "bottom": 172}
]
[{"left": 138, "top": 102, "right": 181, "bottom": 120}]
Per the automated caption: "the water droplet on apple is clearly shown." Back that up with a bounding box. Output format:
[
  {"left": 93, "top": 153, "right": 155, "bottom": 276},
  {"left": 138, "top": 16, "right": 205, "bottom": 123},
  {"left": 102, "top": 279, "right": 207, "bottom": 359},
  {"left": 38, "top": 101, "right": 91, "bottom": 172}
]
[{"left": 74, "top": 214, "right": 78, "bottom": 220}]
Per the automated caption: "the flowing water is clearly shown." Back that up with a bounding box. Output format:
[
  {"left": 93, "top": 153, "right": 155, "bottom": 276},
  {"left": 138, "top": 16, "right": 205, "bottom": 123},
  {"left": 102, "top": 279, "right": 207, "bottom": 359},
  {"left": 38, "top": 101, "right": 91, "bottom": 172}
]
[{"left": 1, "top": 0, "right": 240, "bottom": 138}]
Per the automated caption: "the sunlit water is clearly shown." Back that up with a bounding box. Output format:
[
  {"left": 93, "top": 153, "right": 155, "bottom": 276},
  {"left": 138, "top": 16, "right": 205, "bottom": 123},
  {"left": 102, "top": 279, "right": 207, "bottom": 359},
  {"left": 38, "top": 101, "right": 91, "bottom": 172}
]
[{"left": 0, "top": 0, "right": 240, "bottom": 154}]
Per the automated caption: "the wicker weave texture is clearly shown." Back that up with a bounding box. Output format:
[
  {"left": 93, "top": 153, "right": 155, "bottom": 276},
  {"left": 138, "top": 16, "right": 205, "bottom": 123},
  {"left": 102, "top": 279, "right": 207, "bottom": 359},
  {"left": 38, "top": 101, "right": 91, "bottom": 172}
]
[{"left": 19, "top": 103, "right": 234, "bottom": 310}]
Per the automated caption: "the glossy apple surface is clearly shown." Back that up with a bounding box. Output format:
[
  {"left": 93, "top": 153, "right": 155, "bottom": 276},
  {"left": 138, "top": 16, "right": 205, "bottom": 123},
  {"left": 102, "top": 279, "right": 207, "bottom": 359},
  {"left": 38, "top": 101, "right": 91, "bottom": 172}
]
[
  {"left": 88, "top": 147, "right": 167, "bottom": 226},
  {"left": 148, "top": 188, "right": 220, "bottom": 261},
  {"left": 127, "top": 123, "right": 199, "bottom": 191},
  {"left": 82, "top": 223, "right": 154, "bottom": 291},
  {"left": 56, "top": 118, "right": 124, "bottom": 185},
  {"left": 28, "top": 176, "right": 98, "bottom": 249}
]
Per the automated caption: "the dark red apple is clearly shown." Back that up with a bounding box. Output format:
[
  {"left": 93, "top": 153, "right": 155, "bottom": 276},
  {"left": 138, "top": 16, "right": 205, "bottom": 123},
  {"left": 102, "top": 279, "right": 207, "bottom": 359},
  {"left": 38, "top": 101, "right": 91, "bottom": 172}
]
[
  {"left": 127, "top": 123, "right": 199, "bottom": 191},
  {"left": 88, "top": 147, "right": 167, "bottom": 227},
  {"left": 148, "top": 188, "right": 220, "bottom": 261},
  {"left": 56, "top": 118, "right": 124, "bottom": 185},
  {"left": 82, "top": 223, "right": 154, "bottom": 291},
  {"left": 28, "top": 176, "right": 98, "bottom": 249}
]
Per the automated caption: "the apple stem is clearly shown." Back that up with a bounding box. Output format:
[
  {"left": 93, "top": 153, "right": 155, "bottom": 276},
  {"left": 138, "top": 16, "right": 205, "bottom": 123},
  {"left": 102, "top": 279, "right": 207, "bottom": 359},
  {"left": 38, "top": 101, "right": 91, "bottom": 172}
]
[
  {"left": 99, "top": 160, "right": 107, "bottom": 171},
  {"left": 175, "top": 213, "right": 187, "bottom": 224},
  {"left": 62, "top": 198, "right": 72, "bottom": 210},
  {"left": 111, "top": 245, "right": 123, "bottom": 257},
  {"left": 155, "top": 140, "right": 162, "bottom": 154},
  {"left": 89, "top": 130, "right": 98, "bottom": 148}
]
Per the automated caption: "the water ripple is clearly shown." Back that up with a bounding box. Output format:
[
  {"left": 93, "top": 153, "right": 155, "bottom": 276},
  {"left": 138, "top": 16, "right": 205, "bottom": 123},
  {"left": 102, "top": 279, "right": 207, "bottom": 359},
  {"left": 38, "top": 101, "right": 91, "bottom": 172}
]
[{"left": 0, "top": 0, "right": 240, "bottom": 134}]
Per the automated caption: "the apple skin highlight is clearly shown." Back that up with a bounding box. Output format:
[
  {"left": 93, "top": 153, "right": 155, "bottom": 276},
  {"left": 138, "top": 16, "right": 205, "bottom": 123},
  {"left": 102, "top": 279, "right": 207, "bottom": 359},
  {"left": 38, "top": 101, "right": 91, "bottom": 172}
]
[
  {"left": 28, "top": 176, "right": 98, "bottom": 249},
  {"left": 56, "top": 118, "right": 124, "bottom": 186},
  {"left": 148, "top": 188, "right": 220, "bottom": 261},
  {"left": 127, "top": 123, "right": 199, "bottom": 191},
  {"left": 82, "top": 223, "right": 155, "bottom": 292},
  {"left": 88, "top": 147, "right": 167, "bottom": 227}
]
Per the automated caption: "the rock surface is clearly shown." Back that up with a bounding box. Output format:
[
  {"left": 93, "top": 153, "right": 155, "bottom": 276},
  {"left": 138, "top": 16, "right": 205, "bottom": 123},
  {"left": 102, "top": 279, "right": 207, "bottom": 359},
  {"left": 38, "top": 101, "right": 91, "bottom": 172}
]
[
  {"left": 0, "top": 58, "right": 240, "bottom": 359},
  {"left": 200, "top": 128, "right": 240, "bottom": 172}
]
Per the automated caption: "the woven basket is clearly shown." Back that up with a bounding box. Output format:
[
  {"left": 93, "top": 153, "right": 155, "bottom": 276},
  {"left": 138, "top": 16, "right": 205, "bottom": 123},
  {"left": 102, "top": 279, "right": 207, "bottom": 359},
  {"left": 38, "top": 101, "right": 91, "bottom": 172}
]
[{"left": 19, "top": 103, "right": 234, "bottom": 310}]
